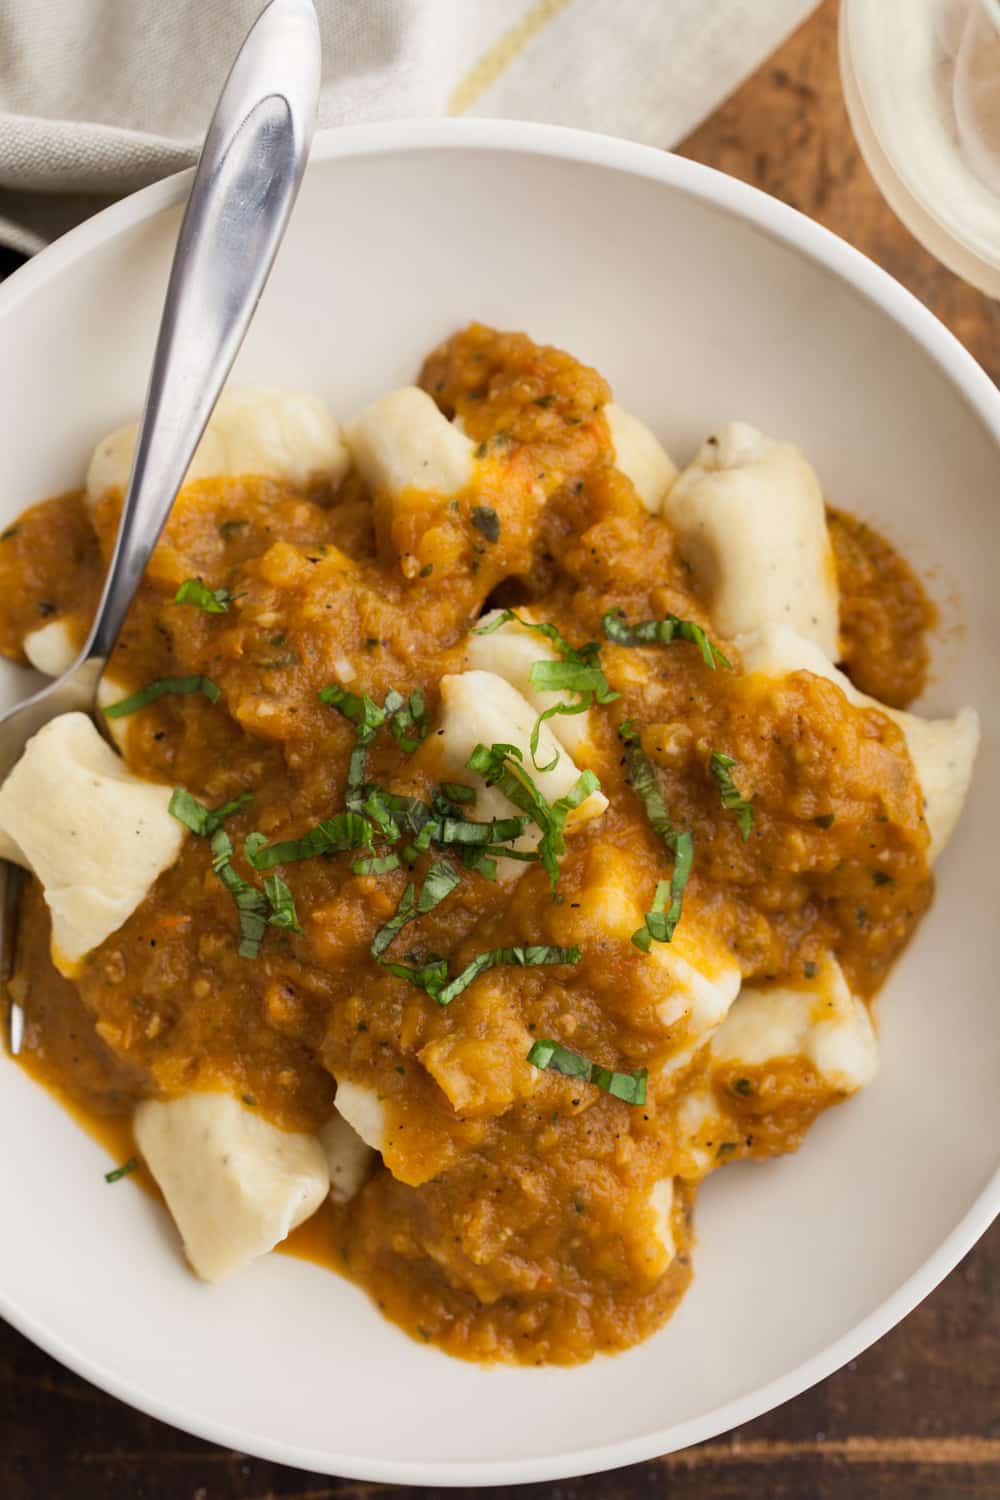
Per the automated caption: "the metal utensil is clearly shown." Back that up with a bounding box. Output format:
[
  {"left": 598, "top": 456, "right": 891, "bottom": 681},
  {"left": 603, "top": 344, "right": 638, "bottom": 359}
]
[{"left": 0, "top": 0, "right": 320, "bottom": 1051}]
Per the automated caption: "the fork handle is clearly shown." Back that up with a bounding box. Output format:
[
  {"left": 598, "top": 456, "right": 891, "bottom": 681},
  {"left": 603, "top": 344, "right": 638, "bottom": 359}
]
[{"left": 85, "top": 0, "right": 320, "bottom": 663}]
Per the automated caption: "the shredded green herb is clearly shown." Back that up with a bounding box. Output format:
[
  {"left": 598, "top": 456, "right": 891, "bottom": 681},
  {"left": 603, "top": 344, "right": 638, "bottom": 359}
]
[
  {"left": 168, "top": 789, "right": 252, "bottom": 839},
  {"left": 210, "top": 829, "right": 271, "bottom": 959},
  {"left": 371, "top": 859, "right": 461, "bottom": 959},
  {"left": 318, "top": 683, "right": 386, "bottom": 805},
  {"left": 263, "top": 874, "right": 303, "bottom": 934},
  {"left": 384, "top": 688, "right": 429, "bottom": 753},
  {"left": 437, "top": 944, "right": 580, "bottom": 1006},
  {"left": 466, "top": 741, "right": 598, "bottom": 890},
  {"left": 602, "top": 610, "right": 731, "bottom": 670},
  {"left": 620, "top": 722, "right": 694, "bottom": 949},
  {"left": 104, "top": 1157, "right": 138, "bottom": 1184},
  {"left": 709, "top": 752, "right": 755, "bottom": 842},
  {"left": 526, "top": 1039, "right": 647, "bottom": 1105},
  {"left": 244, "top": 811, "right": 373, "bottom": 869},
  {"left": 103, "top": 675, "right": 221, "bottom": 719},
  {"left": 352, "top": 852, "right": 403, "bottom": 876},
  {"left": 174, "top": 578, "right": 233, "bottom": 613}
]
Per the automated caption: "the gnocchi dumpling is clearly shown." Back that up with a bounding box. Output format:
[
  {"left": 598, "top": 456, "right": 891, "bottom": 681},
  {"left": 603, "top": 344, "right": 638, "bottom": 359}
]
[
  {"left": 463, "top": 608, "right": 595, "bottom": 758},
  {"left": 673, "top": 957, "right": 877, "bottom": 1181},
  {"left": 738, "top": 623, "right": 979, "bottom": 861},
  {"left": 86, "top": 387, "right": 350, "bottom": 509},
  {"left": 347, "top": 386, "right": 476, "bottom": 501},
  {"left": 605, "top": 403, "right": 678, "bottom": 514},
  {"left": 665, "top": 422, "right": 839, "bottom": 657},
  {"left": 134, "top": 1093, "right": 329, "bottom": 1282},
  {"left": 0, "top": 712, "right": 184, "bottom": 973}
]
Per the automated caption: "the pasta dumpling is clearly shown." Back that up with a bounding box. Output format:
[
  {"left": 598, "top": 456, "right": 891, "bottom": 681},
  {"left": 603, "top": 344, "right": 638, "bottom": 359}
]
[
  {"left": 463, "top": 608, "right": 594, "bottom": 758},
  {"left": 605, "top": 402, "right": 677, "bottom": 514},
  {"left": 738, "top": 623, "right": 979, "bottom": 861},
  {"left": 134, "top": 1093, "right": 329, "bottom": 1282},
  {"left": 347, "top": 386, "right": 476, "bottom": 501},
  {"left": 0, "top": 712, "right": 184, "bottom": 973},
  {"left": 86, "top": 387, "right": 350, "bottom": 508},
  {"left": 664, "top": 421, "right": 839, "bottom": 656},
  {"left": 674, "top": 957, "right": 877, "bottom": 1180}
]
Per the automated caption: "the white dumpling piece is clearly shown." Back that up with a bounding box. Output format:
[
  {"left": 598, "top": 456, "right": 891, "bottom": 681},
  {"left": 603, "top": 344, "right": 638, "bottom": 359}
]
[
  {"left": 433, "top": 670, "right": 607, "bottom": 878},
  {"left": 347, "top": 387, "right": 475, "bottom": 499},
  {"left": 318, "top": 1113, "right": 376, "bottom": 1204},
  {"left": 711, "top": 957, "right": 878, "bottom": 1093},
  {"left": 23, "top": 619, "right": 79, "bottom": 678},
  {"left": 463, "top": 608, "right": 593, "bottom": 758},
  {"left": 605, "top": 403, "right": 677, "bottom": 513},
  {"left": 738, "top": 623, "right": 979, "bottom": 861},
  {"left": 333, "top": 1078, "right": 388, "bottom": 1154},
  {"left": 86, "top": 387, "right": 350, "bottom": 509},
  {"left": 134, "top": 1094, "right": 329, "bottom": 1282},
  {"left": 646, "top": 1177, "right": 677, "bottom": 1273},
  {"left": 674, "top": 957, "right": 877, "bottom": 1180},
  {"left": 0, "top": 712, "right": 184, "bottom": 973},
  {"left": 664, "top": 421, "right": 839, "bottom": 657}
]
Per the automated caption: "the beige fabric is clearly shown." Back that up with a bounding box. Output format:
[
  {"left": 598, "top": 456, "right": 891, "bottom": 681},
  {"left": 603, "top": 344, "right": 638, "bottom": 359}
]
[{"left": 0, "top": 0, "right": 818, "bottom": 252}]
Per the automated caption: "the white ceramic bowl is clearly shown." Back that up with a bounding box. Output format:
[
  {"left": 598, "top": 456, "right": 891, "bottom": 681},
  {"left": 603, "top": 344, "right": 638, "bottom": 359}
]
[{"left": 0, "top": 121, "right": 997, "bottom": 1486}]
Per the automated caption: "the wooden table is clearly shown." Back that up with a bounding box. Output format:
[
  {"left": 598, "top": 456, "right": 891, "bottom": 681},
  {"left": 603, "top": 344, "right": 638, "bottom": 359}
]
[{"left": 2, "top": 2, "right": 997, "bottom": 1495}]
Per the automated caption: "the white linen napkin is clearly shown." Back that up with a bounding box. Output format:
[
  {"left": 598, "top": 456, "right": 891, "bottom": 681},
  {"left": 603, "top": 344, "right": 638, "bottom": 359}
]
[{"left": 0, "top": 0, "right": 818, "bottom": 254}]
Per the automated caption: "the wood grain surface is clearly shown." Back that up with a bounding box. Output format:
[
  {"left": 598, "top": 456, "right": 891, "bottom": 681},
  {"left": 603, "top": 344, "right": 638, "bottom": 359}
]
[{"left": 2, "top": 1, "right": 997, "bottom": 1495}]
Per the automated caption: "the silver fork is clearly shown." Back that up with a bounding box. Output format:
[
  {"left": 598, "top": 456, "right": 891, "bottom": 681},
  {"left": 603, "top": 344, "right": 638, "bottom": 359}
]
[{"left": 0, "top": 0, "right": 320, "bottom": 1052}]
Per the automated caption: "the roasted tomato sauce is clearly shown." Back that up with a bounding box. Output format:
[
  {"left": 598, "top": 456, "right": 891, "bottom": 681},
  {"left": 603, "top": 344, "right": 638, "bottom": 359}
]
[{"left": 0, "top": 326, "right": 934, "bottom": 1365}]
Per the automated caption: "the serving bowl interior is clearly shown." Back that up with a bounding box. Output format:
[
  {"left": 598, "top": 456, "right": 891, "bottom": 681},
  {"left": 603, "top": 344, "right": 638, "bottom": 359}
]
[{"left": 0, "top": 121, "right": 997, "bottom": 1486}]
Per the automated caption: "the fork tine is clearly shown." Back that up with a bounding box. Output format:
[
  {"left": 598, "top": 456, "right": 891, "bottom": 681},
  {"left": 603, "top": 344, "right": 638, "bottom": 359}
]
[{"left": 1, "top": 862, "right": 25, "bottom": 1055}]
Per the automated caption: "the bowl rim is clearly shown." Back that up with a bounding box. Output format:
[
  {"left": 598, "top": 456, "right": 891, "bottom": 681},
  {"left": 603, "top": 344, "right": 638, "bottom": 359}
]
[{"left": 1, "top": 117, "right": 998, "bottom": 1486}]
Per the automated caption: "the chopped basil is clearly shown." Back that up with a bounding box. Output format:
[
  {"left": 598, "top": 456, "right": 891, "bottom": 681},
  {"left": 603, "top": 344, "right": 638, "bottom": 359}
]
[
  {"left": 620, "top": 722, "right": 694, "bottom": 948},
  {"left": 437, "top": 944, "right": 580, "bottom": 1006},
  {"left": 168, "top": 788, "right": 252, "bottom": 839},
  {"left": 731, "top": 1077, "right": 755, "bottom": 1096},
  {"left": 471, "top": 505, "right": 500, "bottom": 543},
  {"left": 263, "top": 874, "right": 303, "bottom": 934},
  {"left": 219, "top": 518, "right": 248, "bottom": 539},
  {"left": 602, "top": 610, "right": 731, "bottom": 670},
  {"left": 466, "top": 741, "right": 598, "bottom": 890},
  {"left": 104, "top": 1157, "right": 138, "bottom": 1184},
  {"left": 804, "top": 960, "right": 818, "bottom": 979},
  {"left": 813, "top": 813, "right": 836, "bottom": 829},
  {"left": 527, "top": 1039, "right": 647, "bottom": 1106},
  {"left": 380, "top": 954, "right": 450, "bottom": 997},
  {"left": 352, "top": 852, "right": 403, "bottom": 876},
  {"left": 382, "top": 943, "right": 579, "bottom": 1004},
  {"left": 210, "top": 829, "right": 270, "bottom": 959},
  {"left": 533, "top": 393, "right": 557, "bottom": 408},
  {"left": 709, "top": 752, "right": 755, "bottom": 842},
  {"left": 371, "top": 859, "right": 460, "bottom": 959},
  {"left": 103, "top": 675, "right": 221, "bottom": 719},
  {"left": 318, "top": 683, "right": 386, "bottom": 805},
  {"left": 244, "top": 811, "right": 373, "bottom": 869},
  {"left": 384, "top": 688, "right": 429, "bottom": 753},
  {"left": 174, "top": 578, "right": 233, "bottom": 613},
  {"left": 871, "top": 869, "right": 893, "bottom": 886},
  {"left": 439, "top": 781, "right": 476, "bottom": 805}
]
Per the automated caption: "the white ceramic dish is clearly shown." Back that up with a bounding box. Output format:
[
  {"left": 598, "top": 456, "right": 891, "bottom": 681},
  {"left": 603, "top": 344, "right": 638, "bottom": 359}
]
[{"left": 0, "top": 121, "right": 997, "bottom": 1486}]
